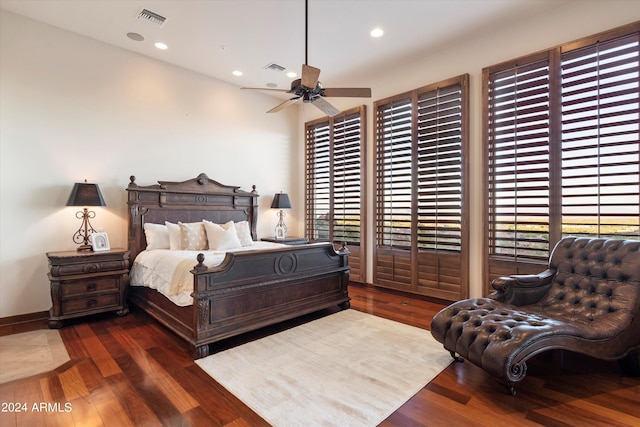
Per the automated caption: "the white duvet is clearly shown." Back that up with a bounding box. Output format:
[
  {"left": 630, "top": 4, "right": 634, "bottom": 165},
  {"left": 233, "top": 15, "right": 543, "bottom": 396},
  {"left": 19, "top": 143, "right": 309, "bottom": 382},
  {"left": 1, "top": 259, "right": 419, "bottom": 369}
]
[{"left": 129, "top": 241, "right": 284, "bottom": 306}]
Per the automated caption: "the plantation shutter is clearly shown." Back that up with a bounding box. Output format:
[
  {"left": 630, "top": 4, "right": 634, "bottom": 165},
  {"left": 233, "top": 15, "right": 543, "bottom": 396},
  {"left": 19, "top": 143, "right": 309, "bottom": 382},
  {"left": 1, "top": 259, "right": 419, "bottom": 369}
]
[
  {"left": 561, "top": 32, "right": 640, "bottom": 238},
  {"left": 375, "top": 96, "right": 414, "bottom": 290},
  {"left": 417, "top": 84, "right": 464, "bottom": 252},
  {"left": 305, "top": 106, "right": 366, "bottom": 282},
  {"left": 376, "top": 96, "right": 414, "bottom": 249},
  {"left": 333, "top": 111, "right": 363, "bottom": 244},
  {"left": 486, "top": 55, "right": 552, "bottom": 263},
  {"left": 305, "top": 121, "right": 331, "bottom": 240},
  {"left": 375, "top": 75, "right": 469, "bottom": 300}
]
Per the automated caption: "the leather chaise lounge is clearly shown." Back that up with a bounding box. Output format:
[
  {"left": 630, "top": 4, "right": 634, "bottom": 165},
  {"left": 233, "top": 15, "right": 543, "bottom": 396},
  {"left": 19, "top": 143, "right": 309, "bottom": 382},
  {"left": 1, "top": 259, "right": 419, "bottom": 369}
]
[{"left": 430, "top": 237, "right": 640, "bottom": 395}]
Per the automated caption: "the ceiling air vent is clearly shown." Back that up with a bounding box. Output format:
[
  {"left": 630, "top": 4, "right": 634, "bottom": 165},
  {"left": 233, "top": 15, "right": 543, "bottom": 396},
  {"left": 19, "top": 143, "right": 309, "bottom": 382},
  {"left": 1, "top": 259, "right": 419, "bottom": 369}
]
[
  {"left": 137, "top": 8, "right": 167, "bottom": 27},
  {"left": 264, "top": 63, "right": 286, "bottom": 72}
]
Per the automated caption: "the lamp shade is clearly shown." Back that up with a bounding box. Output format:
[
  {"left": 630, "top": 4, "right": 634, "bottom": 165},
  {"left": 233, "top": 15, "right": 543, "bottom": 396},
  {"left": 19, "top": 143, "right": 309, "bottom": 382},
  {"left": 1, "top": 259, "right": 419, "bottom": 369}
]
[
  {"left": 271, "top": 193, "right": 291, "bottom": 209},
  {"left": 66, "top": 182, "right": 106, "bottom": 207}
]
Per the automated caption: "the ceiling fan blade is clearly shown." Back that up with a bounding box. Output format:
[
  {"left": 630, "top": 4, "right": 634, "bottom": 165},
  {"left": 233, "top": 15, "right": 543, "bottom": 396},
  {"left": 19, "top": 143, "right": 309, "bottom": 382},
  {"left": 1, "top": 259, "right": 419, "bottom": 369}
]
[
  {"left": 241, "top": 87, "right": 289, "bottom": 92},
  {"left": 311, "top": 96, "right": 341, "bottom": 117},
  {"left": 322, "top": 87, "right": 372, "bottom": 98},
  {"left": 301, "top": 64, "right": 321, "bottom": 89},
  {"left": 267, "top": 97, "right": 302, "bottom": 113}
]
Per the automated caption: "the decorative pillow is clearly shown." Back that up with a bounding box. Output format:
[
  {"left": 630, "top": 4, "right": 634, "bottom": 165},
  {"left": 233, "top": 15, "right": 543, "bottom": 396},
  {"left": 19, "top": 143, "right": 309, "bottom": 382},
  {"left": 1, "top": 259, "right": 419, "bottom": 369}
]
[
  {"left": 165, "top": 221, "right": 182, "bottom": 250},
  {"left": 235, "top": 221, "right": 254, "bottom": 246},
  {"left": 179, "top": 221, "right": 208, "bottom": 251},
  {"left": 203, "top": 220, "right": 242, "bottom": 250},
  {"left": 143, "top": 223, "right": 170, "bottom": 250}
]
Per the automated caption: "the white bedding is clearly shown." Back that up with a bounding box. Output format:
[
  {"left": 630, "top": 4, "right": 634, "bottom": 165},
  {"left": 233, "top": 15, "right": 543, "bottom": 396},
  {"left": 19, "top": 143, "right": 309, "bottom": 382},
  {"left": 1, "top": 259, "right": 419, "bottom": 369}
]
[{"left": 129, "top": 241, "right": 285, "bottom": 306}]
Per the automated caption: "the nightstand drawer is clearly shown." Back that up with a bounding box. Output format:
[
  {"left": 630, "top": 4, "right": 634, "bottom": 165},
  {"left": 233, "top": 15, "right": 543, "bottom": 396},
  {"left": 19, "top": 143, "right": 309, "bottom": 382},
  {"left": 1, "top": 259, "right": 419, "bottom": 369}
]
[
  {"left": 60, "top": 276, "right": 120, "bottom": 296},
  {"left": 50, "top": 259, "right": 128, "bottom": 277},
  {"left": 61, "top": 293, "right": 120, "bottom": 314}
]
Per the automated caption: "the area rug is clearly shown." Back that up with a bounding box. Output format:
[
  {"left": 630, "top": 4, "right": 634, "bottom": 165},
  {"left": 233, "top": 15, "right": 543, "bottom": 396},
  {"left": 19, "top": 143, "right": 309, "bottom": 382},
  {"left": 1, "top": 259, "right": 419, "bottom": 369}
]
[
  {"left": 0, "top": 329, "right": 70, "bottom": 384},
  {"left": 196, "top": 309, "right": 451, "bottom": 426}
]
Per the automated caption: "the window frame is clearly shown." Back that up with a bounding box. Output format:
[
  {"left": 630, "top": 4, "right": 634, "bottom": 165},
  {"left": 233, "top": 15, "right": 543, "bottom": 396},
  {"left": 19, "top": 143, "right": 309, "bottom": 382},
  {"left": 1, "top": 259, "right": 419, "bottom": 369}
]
[
  {"left": 374, "top": 74, "right": 469, "bottom": 300},
  {"left": 305, "top": 105, "right": 366, "bottom": 282},
  {"left": 483, "top": 22, "right": 640, "bottom": 294}
]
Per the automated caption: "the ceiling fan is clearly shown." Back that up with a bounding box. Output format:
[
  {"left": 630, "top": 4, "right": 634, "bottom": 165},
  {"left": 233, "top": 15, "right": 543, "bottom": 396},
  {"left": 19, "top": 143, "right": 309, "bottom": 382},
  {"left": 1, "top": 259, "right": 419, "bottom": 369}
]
[{"left": 241, "top": 0, "right": 372, "bottom": 117}]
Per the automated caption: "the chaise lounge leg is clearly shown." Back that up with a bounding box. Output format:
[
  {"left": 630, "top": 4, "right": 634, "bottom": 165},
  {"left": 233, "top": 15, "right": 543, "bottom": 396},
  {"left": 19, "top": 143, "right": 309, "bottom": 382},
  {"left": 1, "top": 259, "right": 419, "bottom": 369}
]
[
  {"left": 497, "top": 379, "right": 517, "bottom": 396},
  {"left": 450, "top": 351, "right": 464, "bottom": 363}
]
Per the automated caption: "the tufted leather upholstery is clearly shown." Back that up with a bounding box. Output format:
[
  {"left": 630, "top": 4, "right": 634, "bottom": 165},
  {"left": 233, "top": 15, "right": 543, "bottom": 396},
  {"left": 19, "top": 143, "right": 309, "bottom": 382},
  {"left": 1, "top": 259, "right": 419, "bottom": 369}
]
[{"left": 430, "top": 237, "right": 640, "bottom": 394}]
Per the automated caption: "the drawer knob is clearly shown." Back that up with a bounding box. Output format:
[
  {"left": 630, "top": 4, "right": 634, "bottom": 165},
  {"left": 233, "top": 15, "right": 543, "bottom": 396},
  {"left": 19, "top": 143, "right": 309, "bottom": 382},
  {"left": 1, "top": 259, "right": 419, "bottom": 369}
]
[
  {"left": 87, "top": 283, "right": 97, "bottom": 292},
  {"left": 87, "top": 299, "right": 98, "bottom": 308},
  {"left": 85, "top": 264, "right": 100, "bottom": 273}
]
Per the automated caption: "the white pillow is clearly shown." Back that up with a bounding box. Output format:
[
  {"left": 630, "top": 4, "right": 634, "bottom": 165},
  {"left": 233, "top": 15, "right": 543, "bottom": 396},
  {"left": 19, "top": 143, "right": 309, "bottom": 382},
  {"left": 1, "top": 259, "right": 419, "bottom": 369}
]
[
  {"left": 203, "top": 220, "right": 242, "bottom": 250},
  {"left": 165, "top": 221, "right": 182, "bottom": 250},
  {"left": 143, "top": 223, "right": 170, "bottom": 250},
  {"left": 235, "top": 221, "right": 254, "bottom": 246},
  {"left": 179, "top": 221, "right": 208, "bottom": 251}
]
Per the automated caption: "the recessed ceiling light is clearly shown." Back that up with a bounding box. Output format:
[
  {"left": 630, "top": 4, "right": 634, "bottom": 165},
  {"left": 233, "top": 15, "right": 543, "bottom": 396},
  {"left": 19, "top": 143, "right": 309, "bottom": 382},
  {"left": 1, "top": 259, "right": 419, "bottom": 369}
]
[
  {"left": 286, "top": 72, "right": 298, "bottom": 78},
  {"left": 154, "top": 42, "right": 168, "bottom": 50},
  {"left": 232, "top": 70, "right": 243, "bottom": 76},
  {"left": 127, "top": 32, "right": 145, "bottom": 42},
  {"left": 266, "top": 83, "right": 278, "bottom": 88},
  {"left": 370, "top": 28, "right": 384, "bottom": 38}
]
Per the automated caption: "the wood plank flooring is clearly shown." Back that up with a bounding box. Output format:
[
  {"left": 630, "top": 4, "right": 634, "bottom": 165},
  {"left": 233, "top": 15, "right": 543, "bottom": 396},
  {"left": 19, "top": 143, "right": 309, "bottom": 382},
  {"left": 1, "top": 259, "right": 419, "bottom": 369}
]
[{"left": 1, "top": 284, "right": 638, "bottom": 426}]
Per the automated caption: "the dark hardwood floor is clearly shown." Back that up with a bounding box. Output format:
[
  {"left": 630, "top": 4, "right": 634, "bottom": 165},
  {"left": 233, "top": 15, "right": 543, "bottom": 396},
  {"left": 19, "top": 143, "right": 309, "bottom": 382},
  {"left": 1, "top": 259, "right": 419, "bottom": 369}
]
[{"left": 1, "top": 284, "right": 638, "bottom": 426}]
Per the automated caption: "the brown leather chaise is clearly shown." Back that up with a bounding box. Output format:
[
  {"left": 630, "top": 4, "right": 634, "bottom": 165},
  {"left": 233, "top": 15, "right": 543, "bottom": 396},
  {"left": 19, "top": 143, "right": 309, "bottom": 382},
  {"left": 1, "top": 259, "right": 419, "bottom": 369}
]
[{"left": 430, "top": 237, "right": 640, "bottom": 395}]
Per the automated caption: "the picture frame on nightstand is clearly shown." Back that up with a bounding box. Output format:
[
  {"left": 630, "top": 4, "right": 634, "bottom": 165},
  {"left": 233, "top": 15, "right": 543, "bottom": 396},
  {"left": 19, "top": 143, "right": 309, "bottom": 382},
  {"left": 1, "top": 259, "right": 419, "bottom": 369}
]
[{"left": 90, "top": 232, "right": 110, "bottom": 252}]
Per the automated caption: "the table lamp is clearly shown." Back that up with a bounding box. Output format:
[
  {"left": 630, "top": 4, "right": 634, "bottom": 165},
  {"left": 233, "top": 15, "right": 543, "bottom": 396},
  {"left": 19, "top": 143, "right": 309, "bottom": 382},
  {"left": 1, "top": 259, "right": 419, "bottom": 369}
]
[
  {"left": 271, "top": 192, "right": 291, "bottom": 239},
  {"left": 66, "top": 180, "right": 106, "bottom": 250}
]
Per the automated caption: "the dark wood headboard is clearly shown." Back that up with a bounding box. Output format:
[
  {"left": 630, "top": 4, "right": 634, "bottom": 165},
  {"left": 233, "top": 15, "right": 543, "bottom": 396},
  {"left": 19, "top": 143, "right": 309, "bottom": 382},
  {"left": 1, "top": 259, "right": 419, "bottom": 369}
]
[{"left": 126, "top": 173, "right": 258, "bottom": 260}]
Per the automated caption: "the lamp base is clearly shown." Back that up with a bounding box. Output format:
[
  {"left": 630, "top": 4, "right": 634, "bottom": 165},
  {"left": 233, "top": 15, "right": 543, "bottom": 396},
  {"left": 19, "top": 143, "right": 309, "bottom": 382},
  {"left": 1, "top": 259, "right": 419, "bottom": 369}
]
[
  {"left": 77, "top": 244, "right": 93, "bottom": 251},
  {"left": 274, "top": 225, "right": 287, "bottom": 240},
  {"left": 274, "top": 209, "right": 287, "bottom": 239}
]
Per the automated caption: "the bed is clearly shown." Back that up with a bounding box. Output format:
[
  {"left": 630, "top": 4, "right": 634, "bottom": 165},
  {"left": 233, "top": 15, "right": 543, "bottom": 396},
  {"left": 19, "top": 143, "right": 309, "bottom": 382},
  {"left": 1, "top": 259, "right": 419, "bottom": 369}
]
[{"left": 126, "top": 173, "right": 351, "bottom": 358}]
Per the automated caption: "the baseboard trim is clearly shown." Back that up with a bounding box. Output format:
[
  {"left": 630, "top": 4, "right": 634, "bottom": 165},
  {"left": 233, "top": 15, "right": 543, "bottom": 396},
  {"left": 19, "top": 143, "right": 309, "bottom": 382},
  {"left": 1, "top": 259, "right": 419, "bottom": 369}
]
[
  {"left": 349, "top": 282, "right": 452, "bottom": 306},
  {"left": 0, "top": 310, "right": 49, "bottom": 336}
]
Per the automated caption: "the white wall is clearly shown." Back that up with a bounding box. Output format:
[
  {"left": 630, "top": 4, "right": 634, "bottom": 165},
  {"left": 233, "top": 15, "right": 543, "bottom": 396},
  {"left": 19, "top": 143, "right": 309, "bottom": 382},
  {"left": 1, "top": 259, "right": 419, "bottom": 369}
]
[
  {"left": 300, "top": 0, "right": 640, "bottom": 298},
  {"left": 0, "top": 10, "right": 300, "bottom": 318}
]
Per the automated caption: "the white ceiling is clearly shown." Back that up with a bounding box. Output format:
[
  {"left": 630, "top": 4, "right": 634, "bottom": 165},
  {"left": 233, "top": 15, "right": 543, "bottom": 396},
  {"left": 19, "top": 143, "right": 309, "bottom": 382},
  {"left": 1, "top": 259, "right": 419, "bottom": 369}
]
[{"left": 1, "top": 0, "right": 568, "bottom": 94}]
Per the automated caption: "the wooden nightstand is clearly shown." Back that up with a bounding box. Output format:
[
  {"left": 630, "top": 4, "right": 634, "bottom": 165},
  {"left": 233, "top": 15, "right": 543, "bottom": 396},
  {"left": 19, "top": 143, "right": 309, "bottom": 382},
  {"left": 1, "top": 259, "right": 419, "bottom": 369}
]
[
  {"left": 47, "top": 248, "right": 130, "bottom": 328},
  {"left": 261, "top": 236, "right": 309, "bottom": 245}
]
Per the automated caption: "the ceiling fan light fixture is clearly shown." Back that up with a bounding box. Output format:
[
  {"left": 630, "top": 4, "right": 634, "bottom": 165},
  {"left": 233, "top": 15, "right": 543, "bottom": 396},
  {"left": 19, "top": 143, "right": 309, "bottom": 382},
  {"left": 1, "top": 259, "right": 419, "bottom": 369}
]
[{"left": 287, "top": 71, "right": 298, "bottom": 78}]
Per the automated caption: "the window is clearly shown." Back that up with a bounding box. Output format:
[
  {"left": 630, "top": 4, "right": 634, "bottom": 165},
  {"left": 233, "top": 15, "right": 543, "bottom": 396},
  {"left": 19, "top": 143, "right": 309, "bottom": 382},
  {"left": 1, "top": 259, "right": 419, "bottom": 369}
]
[
  {"left": 375, "top": 75, "right": 469, "bottom": 301},
  {"left": 485, "top": 23, "right": 639, "bottom": 289},
  {"left": 305, "top": 106, "right": 365, "bottom": 282},
  {"left": 560, "top": 32, "right": 639, "bottom": 238},
  {"left": 486, "top": 55, "right": 552, "bottom": 262},
  {"left": 376, "top": 96, "right": 413, "bottom": 249}
]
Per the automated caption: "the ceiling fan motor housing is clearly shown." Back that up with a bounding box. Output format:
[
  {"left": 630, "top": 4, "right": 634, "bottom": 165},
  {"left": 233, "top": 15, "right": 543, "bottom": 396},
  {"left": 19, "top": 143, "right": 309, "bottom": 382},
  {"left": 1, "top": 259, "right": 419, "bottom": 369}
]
[{"left": 289, "top": 78, "right": 323, "bottom": 102}]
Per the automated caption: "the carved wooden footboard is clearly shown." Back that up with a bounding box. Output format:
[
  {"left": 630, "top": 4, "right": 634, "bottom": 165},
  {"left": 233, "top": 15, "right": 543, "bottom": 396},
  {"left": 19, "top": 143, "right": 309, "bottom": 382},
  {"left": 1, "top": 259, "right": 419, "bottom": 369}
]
[
  {"left": 190, "top": 242, "right": 350, "bottom": 358},
  {"left": 126, "top": 174, "right": 350, "bottom": 358}
]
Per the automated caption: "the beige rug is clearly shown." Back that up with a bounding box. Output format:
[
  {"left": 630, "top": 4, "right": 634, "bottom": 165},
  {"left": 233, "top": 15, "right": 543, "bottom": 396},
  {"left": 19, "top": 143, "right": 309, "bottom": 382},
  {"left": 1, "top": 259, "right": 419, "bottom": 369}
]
[
  {"left": 196, "top": 309, "right": 451, "bottom": 427},
  {"left": 0, "top": 329, "right": 70, "bottom": 384}
]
